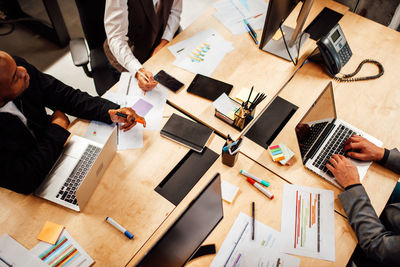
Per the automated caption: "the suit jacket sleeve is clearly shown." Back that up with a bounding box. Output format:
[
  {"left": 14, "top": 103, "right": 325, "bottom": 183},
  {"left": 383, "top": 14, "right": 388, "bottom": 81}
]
[
  {"left": 382, "top": 148, "right": 400, "bottom": 174},
  {"left": 339, "top": 185, "right": 400, "bottom": 265}
]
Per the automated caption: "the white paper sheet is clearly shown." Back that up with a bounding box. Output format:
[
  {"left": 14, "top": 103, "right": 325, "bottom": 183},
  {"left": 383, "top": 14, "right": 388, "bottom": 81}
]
[
  {"left": 211, "top": 212, "right": 298, "bottom": 267},
  {"left": 280, "top": 184, "right": 335, "bottom": 261},
  {"left": 30, "top": 229, "right": 94, "bottom": 267},
  {"left": 221, "top": 180, "right": 239, "bottom": 203},
  {"left": 168, "top": 29, "right": 234, "bottom": 76},
  {"left": 213, "top": 93, "right": 239, "bottom": 117},
  {"left": 0, "top": 234, "right": 47, "bottom": 267}
]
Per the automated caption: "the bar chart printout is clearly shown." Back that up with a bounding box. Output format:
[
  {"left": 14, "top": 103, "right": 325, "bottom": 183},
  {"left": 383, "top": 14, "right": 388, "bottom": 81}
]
[{"left": 281, "top": 184, "right": 335, "bottom": 261}]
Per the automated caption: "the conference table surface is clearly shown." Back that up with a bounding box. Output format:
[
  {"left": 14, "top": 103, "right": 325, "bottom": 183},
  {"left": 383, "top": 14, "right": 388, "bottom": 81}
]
[
  {"left": 129, "top": 152, "right": 357, "bottom": 267},
  {"left": 240, "top": 10, "right": 400, "bottom": 218},
  {"left": 0, "top": 104, "right": 224, "bottom": 266},
  {"left": 143, "top": 0, "right": 349, "bottom": 140}
]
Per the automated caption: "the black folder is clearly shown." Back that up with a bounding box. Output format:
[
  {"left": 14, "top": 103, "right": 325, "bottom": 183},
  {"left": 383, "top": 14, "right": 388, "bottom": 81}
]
[{"left": 160, "top": 113, "right": 214, "bottom": 152}]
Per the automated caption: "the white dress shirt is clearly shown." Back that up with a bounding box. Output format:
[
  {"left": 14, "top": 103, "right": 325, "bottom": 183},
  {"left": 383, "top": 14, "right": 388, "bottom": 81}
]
[{"left": 104, "top": 0, "right": 182, "bottom": 75}]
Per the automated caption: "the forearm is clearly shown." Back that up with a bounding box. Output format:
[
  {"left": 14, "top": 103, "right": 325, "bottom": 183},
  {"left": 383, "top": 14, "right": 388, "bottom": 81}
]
[
  {"left": 161, "top": 0, "right": 182, "bottom": 41},
  {"left": 380, "top": 148, "right": 400, "bottom": 174},
  {"left": 339, "top": 185, "right": 400, "bottom": 265}
]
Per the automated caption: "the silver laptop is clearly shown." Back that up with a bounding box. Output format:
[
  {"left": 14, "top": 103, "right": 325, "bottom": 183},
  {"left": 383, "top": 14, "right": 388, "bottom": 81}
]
[
  {"left": 35, "top": 126, "right": 117, "bottom": 211},
  {"left": 295, "top": 82, "right": 382, "bottom": 189}
]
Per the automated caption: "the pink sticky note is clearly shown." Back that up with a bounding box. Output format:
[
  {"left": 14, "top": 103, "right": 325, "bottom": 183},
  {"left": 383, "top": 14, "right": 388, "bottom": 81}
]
[{"left": 132, "top": 99, "right": 153, "bottom": 116}]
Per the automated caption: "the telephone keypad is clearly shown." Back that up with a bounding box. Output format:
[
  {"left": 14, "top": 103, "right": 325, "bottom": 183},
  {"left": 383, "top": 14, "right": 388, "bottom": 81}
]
[{"left": 338, "top": 42, "right": 352, "bottom": 66}]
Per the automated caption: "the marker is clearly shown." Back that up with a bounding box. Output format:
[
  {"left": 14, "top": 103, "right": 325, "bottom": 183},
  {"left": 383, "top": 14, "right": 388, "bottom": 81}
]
[
  {"left": 240, "top": 170, "right": 270, "bottom": 187},
  {"left": 116, "top": 112, "right": 145, "bottom": 124},
  {"left": 244, "top": 24, "right": 258, "bottom": 45},
  {"left": 243, "top": 19, "right": 257, "bottom": 37},
  {"left": 247, "top": 178, "right": 274, "bottom": 199},
  {"left": 106, "top": 217, "right": 134, "bottom": 239}
]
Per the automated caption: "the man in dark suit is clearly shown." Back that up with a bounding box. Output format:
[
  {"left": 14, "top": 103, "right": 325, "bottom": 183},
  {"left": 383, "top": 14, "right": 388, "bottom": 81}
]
[
  {"left": 103, "top": 0, "right": 182, "bottom": 92},
  {"left": 327, "top": 135, "right": 400, "bottom": 266},
  {"left": 0, "top": 51, "right": 145, "bottom": 194}
]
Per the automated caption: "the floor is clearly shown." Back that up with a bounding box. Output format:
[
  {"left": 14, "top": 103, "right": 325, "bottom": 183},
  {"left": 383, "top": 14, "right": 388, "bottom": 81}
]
[{"left": 0, "top": 0, "right": 398, "bottom": 97}]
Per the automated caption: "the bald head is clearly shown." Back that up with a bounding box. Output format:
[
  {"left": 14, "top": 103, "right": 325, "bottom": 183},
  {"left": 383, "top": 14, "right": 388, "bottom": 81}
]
[{"left": 0, "top": 51, "right": 30, "bottom": 107}]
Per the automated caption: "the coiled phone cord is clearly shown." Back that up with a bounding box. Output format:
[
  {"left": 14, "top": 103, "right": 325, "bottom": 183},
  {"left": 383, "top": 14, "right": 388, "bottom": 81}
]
[{"left": 333, "top": 59, "right": 384, "bottom": 82}]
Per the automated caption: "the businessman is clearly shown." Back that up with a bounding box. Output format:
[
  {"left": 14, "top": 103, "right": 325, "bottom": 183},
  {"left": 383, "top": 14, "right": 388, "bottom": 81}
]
[
  {"left": 0, "top": 51, "right": 145, "bottom": 194},
  {"left": 326, "top": 135, "right": 400, "bottom": 266},
  {"left": 103, "top": 0, "right": 182, "bottom": 92}
]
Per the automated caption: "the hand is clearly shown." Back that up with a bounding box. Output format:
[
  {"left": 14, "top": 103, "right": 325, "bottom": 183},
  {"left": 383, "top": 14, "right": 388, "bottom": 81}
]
[
  {"left": 108, "top": 107, "right": 146, "bottom": 131},
  {"left": 343, "top": 135, "right": 384, "bottom": 161},
  {"left": 135, "top": 68, "right": 158, "bottom": 93},
  {"left": 326, "top": 154, "right": 360, "bottom": 188},
  {"left": 151, "top": 39, "right": 169, "bottom": 57},
  {"left": 51, "top": 110, "right": 70, "bottom": 129}
]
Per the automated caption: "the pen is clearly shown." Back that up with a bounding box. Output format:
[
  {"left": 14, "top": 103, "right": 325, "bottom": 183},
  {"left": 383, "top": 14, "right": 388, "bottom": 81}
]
[
  {"left": 240, "top": 170, "right": 270, "bottom": 187},
  {"left": 136, "top": 69, "right": 150, "bottom": 82},
  {"left": 0, "top": 256, "right": 12, "bottom": 267},
  {"left": 243, "top": 19, "right": 257, "bottom": 37},
  {"left": 106, "top": 217, "right": 134, "bottom": 239},
  {"left": 244, "top": 24, "right": 258, "bottom": 45},
  {"left": 251, "top": 201, "right": 255, "bottom": 240},
  {"left": 116, "top": 112, "right": 145, "bottom": 124},
  {"left": 247, "top": 178, "right": 274, "bottom": 199}
]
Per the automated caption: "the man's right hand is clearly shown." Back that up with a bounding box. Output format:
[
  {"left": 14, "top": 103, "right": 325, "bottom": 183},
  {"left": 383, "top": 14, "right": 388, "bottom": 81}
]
[
  {"left": 135, "top": 68, "right": 158, "bottom": 93},
  {"left": 51, "top": 110, "right": 70, "bottom": 129},
  {"left": 343, "top": 135, "right": 384, "bottom": 162}
]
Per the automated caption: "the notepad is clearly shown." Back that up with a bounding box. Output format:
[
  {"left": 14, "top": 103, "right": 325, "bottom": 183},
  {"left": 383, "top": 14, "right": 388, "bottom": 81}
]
[
  {"left": 160, "top": 113, "right": 214, "bottom": 153},
  {"left": 37, "top": 221, "right": 65, "bottom": 245}
]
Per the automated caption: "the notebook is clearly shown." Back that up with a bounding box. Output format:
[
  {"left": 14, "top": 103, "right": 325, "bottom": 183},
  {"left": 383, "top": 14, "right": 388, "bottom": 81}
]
[
  {"left": 187, "top": 74, "right": 233, "bottom": 101},
  {"left": 160, "top": 113, "right": 213, "bottom": 152}
]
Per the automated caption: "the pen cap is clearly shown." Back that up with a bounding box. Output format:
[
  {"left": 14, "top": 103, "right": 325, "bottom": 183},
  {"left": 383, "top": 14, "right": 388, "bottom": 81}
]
[{"left": 124, "top": 231, "right": 134, "bottom": 239}]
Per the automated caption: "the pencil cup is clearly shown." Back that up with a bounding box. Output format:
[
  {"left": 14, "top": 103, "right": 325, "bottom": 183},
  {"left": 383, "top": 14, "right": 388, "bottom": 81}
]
[{"left": 221, "top": 149, "right": 239, "bottom": 167}]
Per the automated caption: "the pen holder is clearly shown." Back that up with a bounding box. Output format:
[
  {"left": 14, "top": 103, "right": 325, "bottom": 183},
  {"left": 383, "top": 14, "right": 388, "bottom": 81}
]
[{"left": 221, "top": 143, "right": 239, "bottom": 167}]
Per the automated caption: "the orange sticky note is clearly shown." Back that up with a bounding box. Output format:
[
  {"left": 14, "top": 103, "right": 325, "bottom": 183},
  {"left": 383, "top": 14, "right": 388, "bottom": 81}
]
[{"left": 37, "top": 221, "right": 65, "bottom": 244}]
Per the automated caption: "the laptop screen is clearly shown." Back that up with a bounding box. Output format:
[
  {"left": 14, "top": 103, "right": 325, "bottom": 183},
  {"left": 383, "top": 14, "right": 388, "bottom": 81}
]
[
  {"left": 136, "top": 173, "right": 223, "bottom": 267},
  {"left": 295, "top": 82, "right": 337, "bottom": 163}
]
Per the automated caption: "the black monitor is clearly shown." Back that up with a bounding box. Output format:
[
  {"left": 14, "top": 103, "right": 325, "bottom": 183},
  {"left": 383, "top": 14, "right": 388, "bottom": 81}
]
[
  {"left": 259, "top": 0, "right": 314, "bottom": 61},
  {"left": 136, "top": 173, "right": 223, "bottom": 267}
]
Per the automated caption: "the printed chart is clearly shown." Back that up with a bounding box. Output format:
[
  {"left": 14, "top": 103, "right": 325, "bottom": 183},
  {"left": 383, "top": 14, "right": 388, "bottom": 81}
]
[{"left": 281, "top": 184, "right": 335, "bottom": 261}]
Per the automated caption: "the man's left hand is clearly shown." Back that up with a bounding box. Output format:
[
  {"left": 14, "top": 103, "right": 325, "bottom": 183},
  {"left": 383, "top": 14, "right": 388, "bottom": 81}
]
[
  {"left": 108, "top": 107, "right": 146, "bottom": 131},
  {"left": 151, "top": 39, "right": 169, "bottom": 57},
  {"left": 326, "top": 154, "right": 360, "bottom": 188}
]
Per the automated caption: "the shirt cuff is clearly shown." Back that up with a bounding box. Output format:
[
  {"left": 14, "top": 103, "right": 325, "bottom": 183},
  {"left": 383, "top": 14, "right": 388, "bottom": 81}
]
[
  {"left": 126, "top": 60, "right": 143, "bottom": 76},
  {"left": 345, "top": 183, "right": 362, "bottom": 191},
  {"left": 378, "top": 148, "right": 390, "bottom": 165}
]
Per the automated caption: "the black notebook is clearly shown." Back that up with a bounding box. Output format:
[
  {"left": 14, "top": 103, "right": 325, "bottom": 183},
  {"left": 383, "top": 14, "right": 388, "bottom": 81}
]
[
  {"left": 160, "top": 113, "right": 214, "bottom": 152},
  {"left": 187, "top": 74, "right": 233, "bottom": 101}
]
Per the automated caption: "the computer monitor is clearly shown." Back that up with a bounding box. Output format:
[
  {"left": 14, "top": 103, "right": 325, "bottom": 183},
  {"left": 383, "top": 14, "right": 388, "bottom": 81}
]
[
  {"left": 259, "top": 0, "right": 314, "bottom": 61},
  {"left": 136, "top": 173, "right": 224, "bottom": 267}
]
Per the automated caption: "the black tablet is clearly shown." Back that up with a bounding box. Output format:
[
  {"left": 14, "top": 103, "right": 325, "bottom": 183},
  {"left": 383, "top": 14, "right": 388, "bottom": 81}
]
[{"left": 186, "top": 74, "right": 233, "bottom": 101}]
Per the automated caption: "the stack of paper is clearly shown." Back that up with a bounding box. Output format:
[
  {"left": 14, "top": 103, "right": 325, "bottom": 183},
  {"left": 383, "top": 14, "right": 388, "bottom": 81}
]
[
  {"left": 168, "top": 29, "right": 234, "bottom": 76},
  {"left": 213, "top": 0, "right": 268, "bottom": 35}
]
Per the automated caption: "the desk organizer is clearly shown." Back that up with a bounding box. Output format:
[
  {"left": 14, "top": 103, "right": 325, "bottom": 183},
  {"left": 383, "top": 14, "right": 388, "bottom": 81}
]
[{"left": 214, "top": 97, "right": 255, "bottom": 131}]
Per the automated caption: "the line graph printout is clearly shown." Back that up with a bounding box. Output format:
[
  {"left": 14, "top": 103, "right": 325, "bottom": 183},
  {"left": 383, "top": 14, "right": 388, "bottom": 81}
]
[
  {"left": 281, "top": 184, "right": 335, "bottom": 261},
  {"left": 211, "top": 212, "right": 299, "bottom": 267}
]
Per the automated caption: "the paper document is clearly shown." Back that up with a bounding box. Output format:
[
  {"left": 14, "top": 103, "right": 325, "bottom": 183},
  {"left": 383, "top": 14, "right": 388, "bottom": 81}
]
[
  {"left": 211, "top": 212, "right": 299, "bottom": 267},
  {"left": 280, "top": 184, "right": 335, "bottom": 261},
  {"left": 30, "top": 229, "right": 94, "bottom": 267},
  {"left": 0, "top": 234, "right": 48, "bottom": 267},
  {"left": 168, "top": 29, "right": 234, "bottom": 76},
  {"left": 213, "top": 0, "right": 268, "bottom": 34}
]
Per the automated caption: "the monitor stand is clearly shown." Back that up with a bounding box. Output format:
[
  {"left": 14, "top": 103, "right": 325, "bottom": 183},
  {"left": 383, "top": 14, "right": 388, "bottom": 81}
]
[{"left": 261, "top": 25, "right": 309, "bottom": 61}]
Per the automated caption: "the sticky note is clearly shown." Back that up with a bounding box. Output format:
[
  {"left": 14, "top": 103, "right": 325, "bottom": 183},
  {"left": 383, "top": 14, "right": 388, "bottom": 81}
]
[
  {"left": 132, "top": 98, "right": 153, "bottom": 117},
  {"left": 279, "top": 143, "right": 295, "bottom": 165},
  {"left": 235, "top": 88, "right": 257, "bottom": 103},
  {"left": 221, "top": 180, "right": 239, "bottom": 203},
  {"left": 268, "top": 144, "right": 285, "bottom": 162},
  {"left": 37, "top": 221, "right": 65, "bottom": 245}
]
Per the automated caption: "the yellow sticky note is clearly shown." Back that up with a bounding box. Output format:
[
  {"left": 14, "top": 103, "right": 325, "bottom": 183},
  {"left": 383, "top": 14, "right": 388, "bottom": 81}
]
[
  {"left": 235, "top": 88, "right": 257, "bottom": 103},
  {"left": 272, "top": 29, "right": 284, "bottom": 41},
  {"left": 37, "top": 221, "right": 64, "bottom": 244}
]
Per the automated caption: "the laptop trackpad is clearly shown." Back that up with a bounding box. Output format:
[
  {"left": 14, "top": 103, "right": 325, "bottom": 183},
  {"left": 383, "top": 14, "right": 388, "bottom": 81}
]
[{"left": 63, "top": 136, "right": 89, "bottom": 158}]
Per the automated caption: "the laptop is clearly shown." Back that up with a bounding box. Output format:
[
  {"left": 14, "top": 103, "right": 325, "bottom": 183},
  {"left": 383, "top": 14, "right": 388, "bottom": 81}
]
[
  {"left": 295, "top": 82, "right": 382, "bottom": 188},
  {"left": 35, "top": 126, "right": 117, "bottom": 211}
]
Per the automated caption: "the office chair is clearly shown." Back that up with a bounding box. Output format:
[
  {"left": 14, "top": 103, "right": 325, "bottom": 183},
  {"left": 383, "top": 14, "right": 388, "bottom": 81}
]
[{"left": 69, "top": 0, "right": 118, "bottom": 96}]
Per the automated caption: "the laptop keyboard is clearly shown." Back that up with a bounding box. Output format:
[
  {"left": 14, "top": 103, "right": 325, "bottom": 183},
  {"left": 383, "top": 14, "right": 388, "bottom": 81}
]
[
  {"left": 56, "top": 144, "right": 101, "bottom": 205},
  {"left": 312, "top": 124, "right": 356, "bottom": 176},
  {"left": 300, "top": 122, "right": 328, "bottom": 156}
]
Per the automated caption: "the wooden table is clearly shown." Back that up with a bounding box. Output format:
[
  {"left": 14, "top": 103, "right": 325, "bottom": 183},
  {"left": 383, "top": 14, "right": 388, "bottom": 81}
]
[
  {"left": 129, "top": 153, "right": 357, "bottom": 266},
  {"left": 240, "top": 11, "right": 400, "bottom": 217},
  {"left": 0, "top": 104, "right": 224, "bottom": 266},
  {"left": 143, "top": 0, "right": 348, "bottom": 139}
]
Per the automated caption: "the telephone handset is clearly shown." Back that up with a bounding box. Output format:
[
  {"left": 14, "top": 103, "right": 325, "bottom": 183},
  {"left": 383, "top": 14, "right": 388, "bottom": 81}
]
[{"left": 309, "top": 24, "right": 384, "bottom": 82}]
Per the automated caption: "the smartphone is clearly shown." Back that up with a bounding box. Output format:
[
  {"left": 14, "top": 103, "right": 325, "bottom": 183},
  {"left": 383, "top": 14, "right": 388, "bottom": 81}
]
[{"left": 154, "top": 70, "right": 184, "bottom": 92}]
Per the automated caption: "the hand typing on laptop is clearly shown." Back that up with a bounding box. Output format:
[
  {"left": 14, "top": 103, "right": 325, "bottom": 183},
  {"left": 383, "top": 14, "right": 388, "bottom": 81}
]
[
  {"left": 108, "top": 107, "right": 146, "bottom": 131},
  {"left": 326, "top": 135, "right": 384, "bottom": 187}
]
